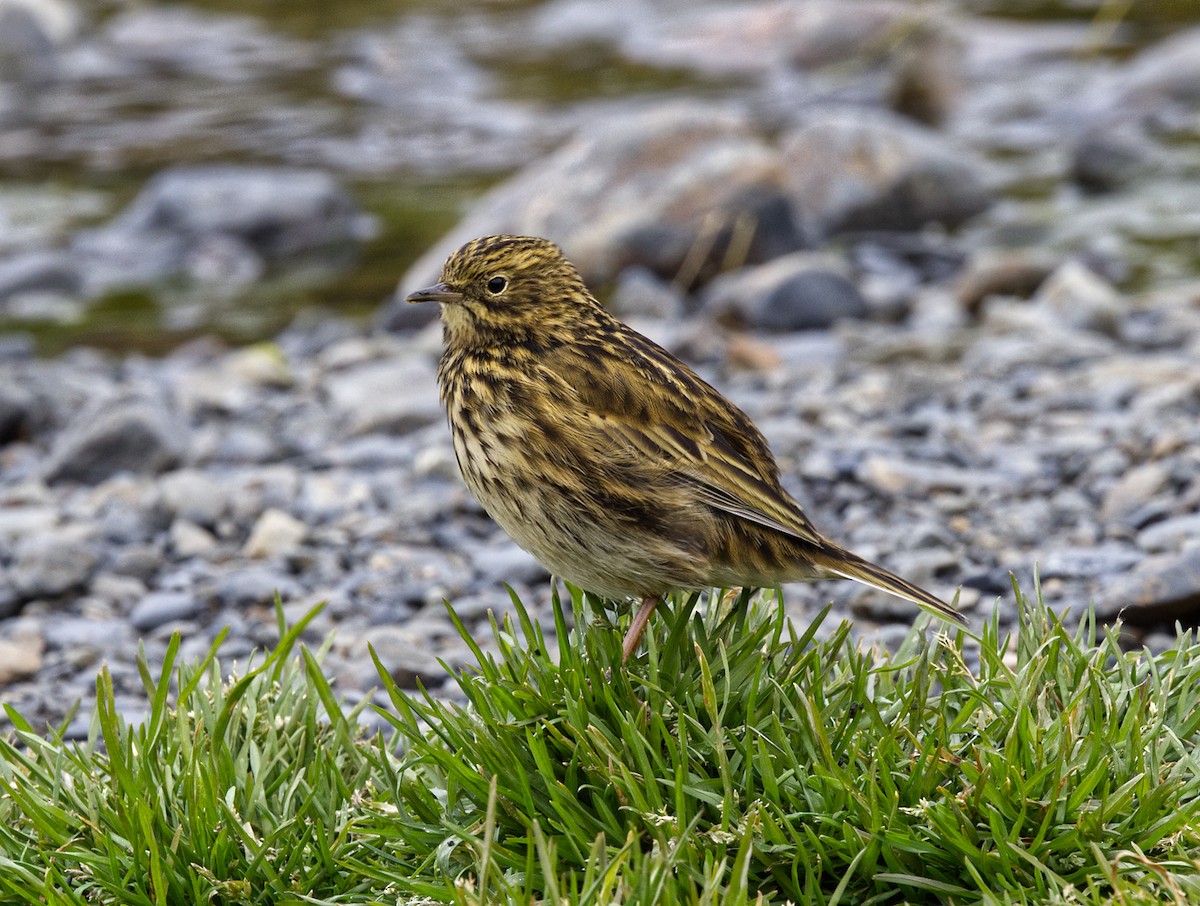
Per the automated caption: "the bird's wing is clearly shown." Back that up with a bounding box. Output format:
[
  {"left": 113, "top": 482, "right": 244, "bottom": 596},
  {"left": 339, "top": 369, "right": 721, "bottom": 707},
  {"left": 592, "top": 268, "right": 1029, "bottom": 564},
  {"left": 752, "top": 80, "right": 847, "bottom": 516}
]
[{"left": 556, "top": 339, "right": 825, "bottom": 547}]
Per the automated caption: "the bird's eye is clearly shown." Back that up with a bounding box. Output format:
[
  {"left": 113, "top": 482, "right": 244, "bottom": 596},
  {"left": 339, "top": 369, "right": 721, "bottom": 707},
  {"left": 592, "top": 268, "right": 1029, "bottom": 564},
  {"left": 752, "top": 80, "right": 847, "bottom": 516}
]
[{"left": 486, "top": 276, "right": 508, "bottom": 294}]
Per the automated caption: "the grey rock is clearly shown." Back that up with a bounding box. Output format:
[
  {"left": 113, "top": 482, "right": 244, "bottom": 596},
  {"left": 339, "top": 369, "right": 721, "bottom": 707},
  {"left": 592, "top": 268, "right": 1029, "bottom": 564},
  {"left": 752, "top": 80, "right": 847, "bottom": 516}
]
[
  {"left": 470, "top": 541, "right": 549, "bottom": 587},
  {"left": 12, "top": 532, "right": 99, "bottom": 598},
  {"left": 169, "top": 518, "right": 219, "bottom": 557},
  {"left": 758, "top": 270, "right": 867, "bottom": 332},
  {"left": 1031, "top": 260, "right": 1123, "bottom": 337},
  {"left": 158, "top": 468, "right": 228, "bottom": 525},
  {"left": 608, "top": 267, "right": 685, "bottom": 322},
  {"left": 73, "top": 165, "right": 375, "bottom": 293},
  {"left": 0, "top": 381, "right": 31, "bottom": 444},
  {"left": 89, "top": 571, "right": 147, "bottom": 608},
  {"left": 1119, "top": 25, "right": 1200, "bottom": 108},
  {"left": 620, "top": 0, "right": 916, "bottom": 76},
  {"left": 702, "top": 252, "right": 866, "bottom": 332},
  {"left": 0, "top": 576, "right": 19, "bottom": 619},
  {"left": 401, "top": 103, "right": 784, "bottom": 289},
  {"left": 374, "top": 289, "right": 441, "bottom": 334},
  {"left": 321, "top": 356, "right": 441, "bottom": 436},
  {"left": 109, "top": 543, "right": 163, "bottom": 582},
  {"left": 0, "top": 333, "right": 35, "bottom": 361},
  {"left": 1073, "top": 124, "right": 1147, "bottom": 192},
  {"left": 1097, "top": 552, "right": 1200, "bottom": 624},
  {"left": 42, "top": 617, "right": 131, "bottom": 651},
  {"left": 44, "top": 396, "right": 185, "bottom": 485},
  {"left": 221, "top": 465, "right": 301, "bottom": 525},
  {"left": 0, "top": 251, "right": 81, "bottom": 303},
  {"left": 129, "top": 591, "right": 201, "bottom": 632},
  {"left": 0, "top": 0, "right": 69, "bottom": 86},
  {"left": 1137, "top": 515, "right": 1200, "bottom": 555},
  {"left": 212, "top": 565, "right": 302, "bottom": 608},
  {"left": 102, "top": 6, "right": 310, "bottom": 81},
  {"left": 1040, "top": 544, "right": 1143, "bottom": 580},
  {"left": 353, "top": 624, "right": 456, "bottom": 689},
  {"left": 1101, "top": 462, "right": 1172, "bottom": 528},
  {"left": 780, "top": 108, "right": 993, "bottom": 238}
]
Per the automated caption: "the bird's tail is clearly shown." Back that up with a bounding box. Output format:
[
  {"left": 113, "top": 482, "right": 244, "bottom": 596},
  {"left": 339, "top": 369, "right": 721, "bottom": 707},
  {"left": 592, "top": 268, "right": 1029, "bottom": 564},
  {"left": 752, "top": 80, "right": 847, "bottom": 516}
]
[{"left": 814, "top": 545, "right": 965, "bottom": 626}]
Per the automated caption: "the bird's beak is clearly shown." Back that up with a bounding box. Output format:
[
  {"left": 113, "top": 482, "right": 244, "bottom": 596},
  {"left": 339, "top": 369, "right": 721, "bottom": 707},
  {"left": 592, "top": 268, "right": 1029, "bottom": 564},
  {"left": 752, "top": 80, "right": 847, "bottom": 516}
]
[{"left": 405, "top": 282, "right": 463, "bottom": 305}]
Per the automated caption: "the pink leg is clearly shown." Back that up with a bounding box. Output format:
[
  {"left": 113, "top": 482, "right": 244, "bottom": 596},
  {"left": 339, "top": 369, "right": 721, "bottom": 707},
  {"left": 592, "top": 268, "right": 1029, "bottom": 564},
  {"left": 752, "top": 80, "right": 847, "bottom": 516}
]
[{"left": 622, "top": 595, "right": 661, "bottom": 663}]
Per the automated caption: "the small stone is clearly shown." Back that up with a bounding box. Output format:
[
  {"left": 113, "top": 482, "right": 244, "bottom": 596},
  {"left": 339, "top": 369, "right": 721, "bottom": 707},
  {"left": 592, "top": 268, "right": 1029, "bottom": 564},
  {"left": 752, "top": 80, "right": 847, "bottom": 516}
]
[
  {"left": 1040, "top": 544, "right": 1143, "bottom": 579},
  {"left": 702, "top": 252, "right": 866, "bottom": 332},
  {"left": 354, "top": 625, "right": 452, "bottom": 689},
  {"left": 158, "top": 468, "right": 227, "bottom": 525},
  {"left": 725, "top": 335, "right": 782, "bottom": 373},
  {"left": 1073, "top": 126, "right": 1146, "bottom": 192},
  {"left": 12, "top": 532, "right": 99, "bottom": 599},
  {"left": 169, "top": 518, "right": 219, "bottom": 557},
  {"left": 0, "top": 503, "right": 57, "bottom": 540},
  {"left": 1031, "top": 260, "right": 1123, "bottom": 336},
  {"left": 1101, "top": 462, "right": 1171, "bottom": 528},
  {"left": 243, "top": 507, "right": 307, "bottom": 559},
  {"left": 90, "top": 571, "right": 147, "bottom": 607},
  {"left": 44, "top": 397, "right": 185, "bottom": 485},
  {"left": 1097, "top": 553, "right": 1200, "bottom": 624},
  {"left": 608, "top": 266, "right": 685, "bottom": 321},
  {"left": 109, "top": 543, "right": 164, "bottom": 582},
  {"left": 1138, "top": 514, "right": 1200, "bottom": 554},
  {"left": 954, "top": 249, "right": 1058, "bottom": 314},
  {"left": 42, "top": 617, "right": 132, "bottom": 652},
  {"left": 321, "top": 356, "right": 441, "bottom": 436},
  {"left": 224, "top": 343, "right": 294, "bottom": 388},
  {"left": 780, "top": 108, "right": 993, "bottom": 238},
  {"left": 212, "top": 565, "right": 302, "bottom": 608},
  {"left": 470, "top": 541, "right": 549, "bottom": 587},
  {"left": 757, "top": 270, "right": 867, "bottom": 332},
  {"left": 0, "top": 381, "right": 31, "bottom": 444},
  {"left": 0, "top": 634, "right": 43, "bottom": 684},
  {"left": 0, "top": 576, "right": 19, "bottom": 619},
  {"left": 129, "top": 591, "right": 201, "bottom": 632},
  {"left": 0, "top": 251, "right": 81, "bottom": 303}
]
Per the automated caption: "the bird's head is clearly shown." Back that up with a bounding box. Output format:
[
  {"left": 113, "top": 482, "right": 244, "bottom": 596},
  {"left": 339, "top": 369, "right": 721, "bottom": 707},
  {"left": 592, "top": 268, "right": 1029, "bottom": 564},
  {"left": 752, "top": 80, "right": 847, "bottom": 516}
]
[{"left": 406, "top": 235, "right": 598, "bottom": 345}]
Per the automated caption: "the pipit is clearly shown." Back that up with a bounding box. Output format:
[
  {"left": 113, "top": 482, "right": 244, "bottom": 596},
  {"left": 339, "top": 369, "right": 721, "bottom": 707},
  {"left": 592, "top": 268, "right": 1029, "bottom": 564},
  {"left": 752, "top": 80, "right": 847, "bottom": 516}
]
[{"left": 408, "top": 235, "right": 963, "bottom": 661}]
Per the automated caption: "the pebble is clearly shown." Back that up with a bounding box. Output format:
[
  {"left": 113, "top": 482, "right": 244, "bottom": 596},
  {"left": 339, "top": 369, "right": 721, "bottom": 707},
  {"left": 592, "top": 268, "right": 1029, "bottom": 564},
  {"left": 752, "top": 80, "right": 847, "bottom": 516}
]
[
  {"left": 158, "top": 468, "right": 227, "bottom": 525},
  {"left": 44, "top": 396, "right": 184, "bottom": 485},
  {"left": 779, "top": 108, "right": 993, "bottom": 238},
  {"left": 1097, "top": 553, "right": 1200, "bottom": 625},
  {"left": 242, "top": 507, "right": 307, "bottom": 559},
  {"left": 72, "top": 165, "right": 376, "bottom": 295},
  {"left": 11, "top": 531, "right": 99, "bottom": 599},
  {"left": 0, "top": 633, "right": 42, "bottom": 684},
  {"left": 1101, "top": 462, "right": 1172, "bottom": 528},
  {"left": 321, "top": 356, "right": 441, "bottom": 436},
  {"left": 129, "top": 590, "right": 201, "bottom": 632},
  {"left": 701, "top": 253, "right": 867, "bottom": 332}
]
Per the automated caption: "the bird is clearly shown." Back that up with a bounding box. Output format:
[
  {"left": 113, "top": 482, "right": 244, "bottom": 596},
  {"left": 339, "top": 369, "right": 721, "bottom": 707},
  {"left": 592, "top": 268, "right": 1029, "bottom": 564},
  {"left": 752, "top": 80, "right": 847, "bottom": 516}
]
[{"left": 407, "top": 235, "right": 964, "bottom": 662}]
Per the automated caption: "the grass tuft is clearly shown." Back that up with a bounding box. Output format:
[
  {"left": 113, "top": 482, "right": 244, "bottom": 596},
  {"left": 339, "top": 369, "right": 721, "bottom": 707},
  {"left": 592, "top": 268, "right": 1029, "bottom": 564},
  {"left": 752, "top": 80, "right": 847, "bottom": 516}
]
[{"left": 2, "top": 581, "right": 1200, "bottom": 904}]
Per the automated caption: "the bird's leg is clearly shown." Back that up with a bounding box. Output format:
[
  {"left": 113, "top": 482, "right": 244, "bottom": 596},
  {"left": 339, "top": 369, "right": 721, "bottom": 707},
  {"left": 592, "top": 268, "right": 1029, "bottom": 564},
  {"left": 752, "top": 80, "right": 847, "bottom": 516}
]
[{"left": 622, "top": 594, "right": 661, "bottom": 663}]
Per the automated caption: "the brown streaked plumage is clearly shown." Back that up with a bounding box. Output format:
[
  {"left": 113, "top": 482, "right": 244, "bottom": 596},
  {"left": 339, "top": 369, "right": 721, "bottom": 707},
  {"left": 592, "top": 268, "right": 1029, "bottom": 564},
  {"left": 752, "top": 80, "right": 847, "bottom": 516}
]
[{"left": 408, "top": 235, "right": 964, "bottom": 661}]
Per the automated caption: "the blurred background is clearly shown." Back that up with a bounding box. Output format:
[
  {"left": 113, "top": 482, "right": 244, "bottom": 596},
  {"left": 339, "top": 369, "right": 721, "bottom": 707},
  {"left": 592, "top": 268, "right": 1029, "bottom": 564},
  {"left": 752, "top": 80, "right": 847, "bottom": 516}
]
[
  {"left": 3, "top": 0, "right": 1200, "bottom": 733},
  {"left": 2, "top": 0, "right": 1199, "bottom": 353}
]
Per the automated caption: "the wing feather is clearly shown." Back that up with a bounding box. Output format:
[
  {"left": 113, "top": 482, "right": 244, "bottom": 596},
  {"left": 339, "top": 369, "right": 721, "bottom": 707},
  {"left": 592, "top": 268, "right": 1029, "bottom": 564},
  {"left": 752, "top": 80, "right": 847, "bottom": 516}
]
[{"left": 551, "top": 334, "right": 825, "bottom": 547}]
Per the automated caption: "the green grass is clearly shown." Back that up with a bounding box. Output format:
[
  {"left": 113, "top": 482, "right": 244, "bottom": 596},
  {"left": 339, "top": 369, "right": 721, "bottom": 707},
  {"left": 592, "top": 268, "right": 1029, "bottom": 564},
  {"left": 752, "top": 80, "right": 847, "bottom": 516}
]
[{"left": 2, "top": 581, "right": 1199, "bottom": 904}]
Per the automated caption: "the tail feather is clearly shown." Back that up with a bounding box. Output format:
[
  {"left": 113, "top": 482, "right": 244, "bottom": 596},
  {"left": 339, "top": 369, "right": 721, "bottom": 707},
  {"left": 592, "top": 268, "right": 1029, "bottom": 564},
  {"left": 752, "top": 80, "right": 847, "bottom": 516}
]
[{"left": 815, "top": 546, "right": 965, "bottom": 626}]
